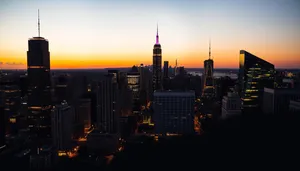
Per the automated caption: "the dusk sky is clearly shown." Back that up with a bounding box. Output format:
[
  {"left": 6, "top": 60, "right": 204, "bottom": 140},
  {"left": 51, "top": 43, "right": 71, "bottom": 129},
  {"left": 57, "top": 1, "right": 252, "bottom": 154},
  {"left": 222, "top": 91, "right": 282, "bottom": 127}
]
[{"left": 0, "top": 0, "right": 300, "bottom": 69}]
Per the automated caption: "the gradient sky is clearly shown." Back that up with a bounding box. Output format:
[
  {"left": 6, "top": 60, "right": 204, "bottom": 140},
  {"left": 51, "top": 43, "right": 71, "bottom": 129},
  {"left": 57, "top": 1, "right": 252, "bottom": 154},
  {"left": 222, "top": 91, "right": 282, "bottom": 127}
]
[{"left": 0, "top": 0, "right": 300, "bottom": 69}]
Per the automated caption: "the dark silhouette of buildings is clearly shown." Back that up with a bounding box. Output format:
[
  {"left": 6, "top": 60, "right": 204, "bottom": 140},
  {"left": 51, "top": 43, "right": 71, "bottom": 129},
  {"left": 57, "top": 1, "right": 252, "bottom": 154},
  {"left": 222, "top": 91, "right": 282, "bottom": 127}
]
[
  {"left": 0, "top": 90, "right": 6, "bottom": 150},
  {"left": 96, "top": 74, "right": 120, "bottom": 133},
  {"left": 139, "top": 64, "right": 152, "bottom": 106},
  {"left": 27, "top": 12, "right": 52, "bottom": 140},
  {"left": 0, "top": 73, "right": 21, "bottom": 135},
  {"left": 202, "top": 41, "right": 214, "bottom": 98},
  {"left": 127, "top": 66, "right": 141, "bottom": 114},
  {"left": 163, "top": 61, "right": 169, "bottom": 79},
  {"left": 263, "top": 88, "right": 300, "bottom": 115},
  {"left": 152, "top": 25, "right": 162, "bottom": 92},
  {"left": 239, "top": 50, "right": 275, "bottom": 113}
]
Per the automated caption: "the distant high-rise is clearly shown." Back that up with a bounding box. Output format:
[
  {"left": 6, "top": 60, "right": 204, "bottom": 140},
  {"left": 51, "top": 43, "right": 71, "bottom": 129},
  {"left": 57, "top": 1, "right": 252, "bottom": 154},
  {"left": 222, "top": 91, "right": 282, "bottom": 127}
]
[
  {"left": 51, "top": 101, "right": 74, "bottom": 152},
  {"left": 0, "top": 73, "right": 21, "bottom": 135},
  {"left": 152, "top": 25, "right": 162, "bottom": 92},
  {"left": 127, "top": 70, "right": 140, "bottom": 114},
  {"left": 202, "top": 40, "right": 214, "bottom": 98},
  {"left": 27, "top": 10, "right": 52, "bottom": 139},
  {"left": 163, "top": 61, "right": 169, "bottom": 79},
  {"left": 222, "top": 92, "right": 242, "bottom": 119},
  {"left": 239, "top": 50, "right": 275, "bottom": 113},
  {"left": 97, "top": 74, "right": 119, "bottom": 133},
  {"left": 263, "top": 88, "right": 300, "bottom": 115},
  {"left": 153, "top": 91, "right": 195, "bottom": 135}
]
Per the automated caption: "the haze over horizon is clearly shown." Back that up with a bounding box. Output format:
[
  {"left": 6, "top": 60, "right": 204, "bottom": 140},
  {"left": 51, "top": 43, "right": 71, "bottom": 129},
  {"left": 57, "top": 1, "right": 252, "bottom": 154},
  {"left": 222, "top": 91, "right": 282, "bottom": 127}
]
[{"left": 1, "top": 0, "right": 300, "bottom": 69}]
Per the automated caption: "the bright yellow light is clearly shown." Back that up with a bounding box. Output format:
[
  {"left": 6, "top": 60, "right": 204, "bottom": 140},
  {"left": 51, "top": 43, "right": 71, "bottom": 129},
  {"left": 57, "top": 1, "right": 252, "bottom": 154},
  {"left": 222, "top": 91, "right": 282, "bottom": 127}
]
[{"left": 9, "top": 118, "right": 16, "bottom": 123}]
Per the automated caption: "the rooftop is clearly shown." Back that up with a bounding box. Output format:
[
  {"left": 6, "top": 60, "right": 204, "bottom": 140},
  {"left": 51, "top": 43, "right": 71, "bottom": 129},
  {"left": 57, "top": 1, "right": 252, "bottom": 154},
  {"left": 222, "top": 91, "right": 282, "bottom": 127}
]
[{"left": 29, "top": 37, "right": 48, "bottom": 41}]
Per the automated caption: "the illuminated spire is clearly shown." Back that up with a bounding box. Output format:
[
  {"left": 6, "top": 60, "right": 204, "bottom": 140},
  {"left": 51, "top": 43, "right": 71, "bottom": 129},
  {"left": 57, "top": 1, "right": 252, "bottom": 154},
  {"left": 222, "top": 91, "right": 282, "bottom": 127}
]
[
  {"left": 156, "top": 24, "right": 159, "bottom": 44},
  {"left": 38, "top": 9, "right": 40, "bottom": 37}
]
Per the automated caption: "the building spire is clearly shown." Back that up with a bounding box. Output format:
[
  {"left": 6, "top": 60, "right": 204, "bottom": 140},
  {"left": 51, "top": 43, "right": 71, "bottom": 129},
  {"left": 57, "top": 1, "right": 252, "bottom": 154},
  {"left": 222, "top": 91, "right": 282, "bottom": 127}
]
[
  {"left": 38, "top": 9, "right": 40, "bottom": 37},
  {"left": 209, "top": 39, "right": 211, "bottom": 59},
  {"left": 156, "top": 23, "right": 159, "bottom": 44}
]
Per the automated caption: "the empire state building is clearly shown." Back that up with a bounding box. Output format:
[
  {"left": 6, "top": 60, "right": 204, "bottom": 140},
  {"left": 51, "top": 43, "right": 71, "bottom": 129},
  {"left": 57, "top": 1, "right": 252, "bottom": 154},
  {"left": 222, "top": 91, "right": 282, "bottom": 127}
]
[{"left": 152, "top": 26, "right": 162, "bottom": 91}]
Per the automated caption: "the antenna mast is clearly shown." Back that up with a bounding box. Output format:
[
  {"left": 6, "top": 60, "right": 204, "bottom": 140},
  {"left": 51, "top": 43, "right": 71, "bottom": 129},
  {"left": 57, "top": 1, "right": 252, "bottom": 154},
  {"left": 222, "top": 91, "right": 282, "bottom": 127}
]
[
  {"left": 38, "top": 9, "right": 40, "bottom": 37},
  {"left": 209, "top": 39, "right": 211, "bottom": 59}
]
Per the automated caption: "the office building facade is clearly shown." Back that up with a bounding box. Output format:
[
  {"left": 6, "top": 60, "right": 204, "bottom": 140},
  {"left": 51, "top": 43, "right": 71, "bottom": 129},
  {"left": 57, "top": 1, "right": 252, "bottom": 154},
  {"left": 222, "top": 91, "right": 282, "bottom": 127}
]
[
  {"left": 97, "top": 74, "right": 120, "bottom": 134},
  {"left": 263, "top": 88, "right": 300, "bottom": 115},
  {"left": 153, "top": 91, "right": 195, "bottom": 134},
  {"left": 222, "top": 92, "right": 242, "bottom": 118},
  {"left": 51, "top": 101, "right": 74, "bottom": 151},
  {"left": 239, "top": 50, "right": 275, "bottom": 113}
]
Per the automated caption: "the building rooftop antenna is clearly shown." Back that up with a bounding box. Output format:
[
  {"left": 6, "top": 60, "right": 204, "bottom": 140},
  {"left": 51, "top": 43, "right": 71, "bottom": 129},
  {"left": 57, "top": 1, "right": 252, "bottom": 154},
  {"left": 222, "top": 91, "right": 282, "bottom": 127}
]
[{"left": 38, "top": 9, "right": 40, "bottom": 37}]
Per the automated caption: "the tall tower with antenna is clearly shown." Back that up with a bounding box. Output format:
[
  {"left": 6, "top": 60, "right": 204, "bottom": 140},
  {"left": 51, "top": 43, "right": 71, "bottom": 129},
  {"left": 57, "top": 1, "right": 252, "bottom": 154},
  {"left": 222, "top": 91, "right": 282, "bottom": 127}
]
[
  {"left": 152, "top": 24, "right": 162, "bottom": 92},
  {"left": 27, "top": 10, "right": 52, "bottom": 143},
  {"left": 202, "top": 39, "right": 215, "bottom": 98}
]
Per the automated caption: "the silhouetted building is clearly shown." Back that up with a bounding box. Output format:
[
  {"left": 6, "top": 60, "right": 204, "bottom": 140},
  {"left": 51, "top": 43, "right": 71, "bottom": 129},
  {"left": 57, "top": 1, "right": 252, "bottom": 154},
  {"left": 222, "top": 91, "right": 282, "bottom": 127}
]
[
  {"left": 53, "top": 74, "right": 71, "bottom": 104},
  {"left": 53, "top": 74, "right": 87, "bottom": 105},
  {"left": 263, "top": 88, "right": 300, "bottom": 115},
  {"left": 163, "top": 61, "right": 169, "bottom": 79},
  {"left": 86, "top": 129, "right": 118, "bottom": 155},
  {"left": 74, "top": 98, "right": 91, "bottom": 136},
  {"left": 153, "top": 91, "right": 195, "bottom": 135},
  {"left": 26, "top": 12, "right": 52, "bottom": 141},
  {"left": 29, "top": 146, "right": 53, "bottom": 171},
  {"left": 0, "top": 73, "right": 21, "bottom": 135},
  {"left": 239, "top": 50, "right": 275, "bottom": 113},
  {"left": 118, "top": 72, "right": 133, "bottom": 116},
  {"left": 222, "top": 92, "right": 241, "bottom": 119},
  {"left": 178, "top": 66, "right": 186, "bottom": 76},
  {"left": 214, "top": 76, "right": 235, "bottom": 102},
  {"left": 119, "top": 115, "right": 138, "bottom": 138},
  {"left": 289, "top": 100, "right": 300, "bottom": 114},
  {"left": 127, "top": 70, "right": 140, "bottom": 114},
  {"left": 0, "top": 91, "right": 6, "bottom": 150},
  {"left": 139, "top": 64, "right": 152, "bottom": 106},
  {"left": 202, "top": 41, "right": 214, "bottom": 98},
  {"left": 152, "top": 26, "right": 162, "bottom": 91},
  {"left": 20, "top": 74, "right": 28, "bottom": 98},
  {"left": 51, "top": 101, "right": 74, "bottom": 152},
  {"left": 97, "top": 74, "right": 120, "bottom": 134},
  {"left": 27, "top": 35, "right": 52, "bottom": 140},
  {"left": 108, "top": 70, "right": 120, "bottom": 84}
]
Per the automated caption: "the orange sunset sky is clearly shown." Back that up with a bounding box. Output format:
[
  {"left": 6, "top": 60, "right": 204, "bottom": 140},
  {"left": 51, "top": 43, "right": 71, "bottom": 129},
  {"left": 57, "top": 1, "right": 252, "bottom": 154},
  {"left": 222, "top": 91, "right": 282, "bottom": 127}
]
[{"left": 0, "top": 0, "right": 300, "bottom": 69}]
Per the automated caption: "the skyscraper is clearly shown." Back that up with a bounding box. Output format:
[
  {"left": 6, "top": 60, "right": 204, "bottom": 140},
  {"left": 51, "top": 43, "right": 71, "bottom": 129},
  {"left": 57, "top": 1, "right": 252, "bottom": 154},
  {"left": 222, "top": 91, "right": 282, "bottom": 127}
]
[
  {"left": 97, "top": 74, "right": 119, "bottom": 133},
  {"left": 163, "top": 61, "right": 169, "bottom": 79},
  {"left": 202, "top": 41, "right": 214, "bottom": 98},
  {"left": 152, "top": 25, "right": 162, "bottom": 92},
  {"left": 27, "top": 10, "right": 52, "bottom": 140},
  {"left": 127, "top": 70, "right": 140, "bottom": 114},
  {"left": 239, "top": 50, "right": 275, "bottom": 113},
  {"left": 51, "top": 101, "right": 74, "bottom": 152}
]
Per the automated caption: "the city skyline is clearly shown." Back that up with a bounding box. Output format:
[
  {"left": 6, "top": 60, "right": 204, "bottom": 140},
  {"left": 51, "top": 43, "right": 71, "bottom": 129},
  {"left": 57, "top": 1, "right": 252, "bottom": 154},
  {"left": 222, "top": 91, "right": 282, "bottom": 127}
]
[{"left": 1, "top": 0, "right": 300, "bottom": 69}]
